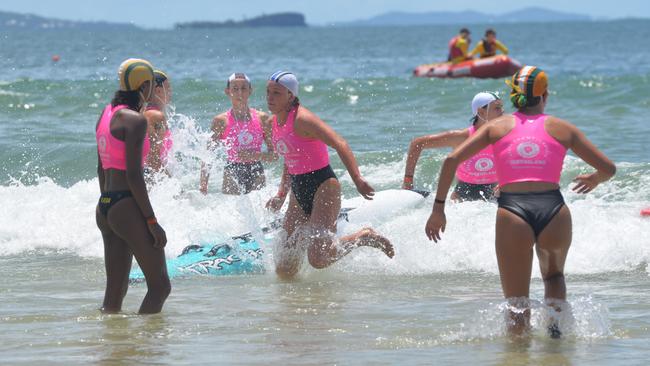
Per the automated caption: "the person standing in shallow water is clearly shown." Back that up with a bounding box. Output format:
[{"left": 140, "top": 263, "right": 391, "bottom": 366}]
[
  {"left": 95, "top": 58, "right": 171, "bottom": 314},
  {"left": 265, "top": 71, "right": 394, "bottom": 279},
  {"left": 144, "top": 69, "right": 174, "bottom": 176},
  {"left": 425, "top": 66, "right": 615, "bottom": 337},
  {"left": 402, "top": 91, "right": 503, "bottom": 202},
  {"left": 200, "top": 73, "right": 275, "bottom": 195}
]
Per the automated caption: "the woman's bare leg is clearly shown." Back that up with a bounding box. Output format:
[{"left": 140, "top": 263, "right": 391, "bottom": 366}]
[
  {"left": 495, "top": 208, "right": 535, "bottom": 335},
  {"left": 306, "top": 179, "right": 393, "bottom": 269},
  {"left": 536, "top": 205, "right": 572, "bottom": 302},
  {"left": 536, "top": 205, "right": 572, "bottom": 338},
  {"left": 274, "top": 193, "right": 309, "bottom": 279},
  {"left": 97, "top": 209, "right": 133, "bottom": 313},
  {"left": 107, "top": 198, "right": 171, "bottom": 314}
]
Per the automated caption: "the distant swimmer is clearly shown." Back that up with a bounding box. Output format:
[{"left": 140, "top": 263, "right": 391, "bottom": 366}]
[
  {"left": 425, "top": 66, "right": 616, "bottom": 337},
  {"left": 144, "top": 69, "right": 173, "bottom": 176},
  {"left": 469, "top": 28, "right": 509, "bottom": 59},
  {"left": 403, "top": 92, "right": 503, "bottom": 201},
  {"left": 265, "top": 71, "right": 393, "bottom": 279},
  {"left": 200, "top": 73, "right": 275, "bottom": 195},
  {"left": 447, "top": 28, "right": 472, "bottom": 64},
  {"left": 95, "top": 59, "right": 170, "bottom": 314}
]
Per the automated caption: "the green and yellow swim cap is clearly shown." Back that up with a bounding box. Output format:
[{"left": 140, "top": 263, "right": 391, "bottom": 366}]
[
  {"left": 505, "top": 66, "right": 548, "bottom": 108},
  {"left": 118, "top": 58, "right": 155, "bottom": 91}
]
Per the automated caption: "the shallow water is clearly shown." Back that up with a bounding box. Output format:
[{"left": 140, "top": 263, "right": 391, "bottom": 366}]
[
  {"left": 1, "top": 21, "right": 650, "bottom": 364},
  {"left": 1, "top": 253, "right": 648, "bottom": 365}
]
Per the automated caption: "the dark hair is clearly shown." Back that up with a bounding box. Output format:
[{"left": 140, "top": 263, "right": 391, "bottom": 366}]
[
  {"left": 290, "top": 96, "right": 300, "bottom": 109},
  {"left": 511, "top": 92, "right": 542, "bottom": 109},
  {"left": 485, "top": 28, "right": 496, "bottom": 37},
  {"left": 460, "top": 28, "right": 470, "bottom": 34},
  {"left": 111, "top": 90, "right": 143, "bottom": 111}
]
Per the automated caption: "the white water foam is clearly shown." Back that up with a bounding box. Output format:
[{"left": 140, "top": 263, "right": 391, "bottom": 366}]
[{"left": 1, "top": 112, "right": 649, "bottom": 278}]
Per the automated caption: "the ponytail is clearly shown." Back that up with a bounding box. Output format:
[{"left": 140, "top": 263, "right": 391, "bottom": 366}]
[{"left": 510, "top": 91, "right": 541, "bottom": 109}]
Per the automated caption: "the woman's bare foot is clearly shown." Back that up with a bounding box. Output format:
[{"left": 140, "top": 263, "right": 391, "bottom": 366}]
[{"left": 356, "top": 227, "right": 394, "bottom": 258}]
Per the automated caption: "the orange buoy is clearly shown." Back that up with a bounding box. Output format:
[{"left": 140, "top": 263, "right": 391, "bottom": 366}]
[{"left": 52, "top": 55, "right": 60, "bottom": 62}]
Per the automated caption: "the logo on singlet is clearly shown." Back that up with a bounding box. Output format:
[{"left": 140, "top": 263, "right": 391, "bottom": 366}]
[
  {"left": 237, "top": 130, "right": 254, "bottom": 146},
  {"left": 474, "top": 157, "right": 494, "bottom": 172},
  {"left": 275, "top": 140, "right": 289, "bottom": 155},
  {"left": 516, "top": 142, "right": 540, "bottom": 158}
]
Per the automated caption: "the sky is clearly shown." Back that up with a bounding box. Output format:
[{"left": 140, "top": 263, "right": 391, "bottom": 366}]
[{"left": 1, "top": 0, "right": 648, "bottom": 28}]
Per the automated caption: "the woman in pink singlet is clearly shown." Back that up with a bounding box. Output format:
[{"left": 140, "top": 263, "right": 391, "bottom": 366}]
[
  {"left": 95, "top": 59, "right": 170, "bottom": 314},
  {"left": 200, "top": 73, "right": 274, "bottom": 195},
  {"left": 265, "top": 71, "right": 393, "bottom": 279},
  {"left": 144, "top": 70, "right": 173, "bottom": 175},
  {"left": 425, "top": 66, "right": 616, "bottom": 337},
  {"left": 403, "top": 92, "right": 503, "bottom": 201}
]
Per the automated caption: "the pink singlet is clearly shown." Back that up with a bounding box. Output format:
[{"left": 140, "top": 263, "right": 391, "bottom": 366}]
[
  {"left": 492, "top": 112, "right": 567, "bottom": 185},
  {"left": 221, "top": 108, "right": 265, "bottom": 163},
  {"left": 455, "top": 125, "right": 498, "bottom": 184},
  {"left": 145, "top": 105, "right": 173, "bottom": 164},
  {"left": 159, "top": 130, "right": 173, "bottom": 165},
  {"left": 272, "top": 107, "right": 330, "bottom": 175},
  {"left": 96, "top": 104, "right": 150, "bottom": 171}
]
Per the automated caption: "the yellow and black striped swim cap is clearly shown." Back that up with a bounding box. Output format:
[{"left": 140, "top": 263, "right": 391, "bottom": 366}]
[
  {"left": 506, "top": 66, "right": 548, "bottom": 108},
  {"left": 118, "top": 58, "right": 155, "bottom": 91}
]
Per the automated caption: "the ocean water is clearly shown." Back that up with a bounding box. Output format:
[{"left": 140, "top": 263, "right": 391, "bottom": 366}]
[{"left": 1, "top": 21, "right": 650, "bottom": 364}]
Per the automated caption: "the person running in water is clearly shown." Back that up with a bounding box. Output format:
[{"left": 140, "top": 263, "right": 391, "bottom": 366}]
[
  {"left": 144, "top": 69, "right": 173, "bottom": 176},
  {"left": 200, "top": 73, "right": 275, "bottom": 195},
  {"left": 403, "top": 92, "right": 503, "bottom": 201},
  {"left": 95, "top": 58, "right": 171, "bottom": 314},
  {"left": 265, "top": 71, "right": 393, "bottom": 279},
  {"left": 425, "top": 66, "right": 615, "bottom": 337}
]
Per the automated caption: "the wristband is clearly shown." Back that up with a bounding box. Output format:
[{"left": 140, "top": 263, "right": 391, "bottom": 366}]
[
  {"left": 277, "top": 189, "right": 287, "bottom": 198},
  {"left": 146, "top": 216, "right": 157, "bottom": 225},
  {"left": 403, "top": 175, "right": 414, "bottom": 183},
  {"left": 434, "top": 198, "right": 446, "bottom": 204}
]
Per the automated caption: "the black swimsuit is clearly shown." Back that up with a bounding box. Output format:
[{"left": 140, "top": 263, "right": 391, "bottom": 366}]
[
  {"left": 290, "top": 165, "right": 337, "bottom": 216},
  {"left": 453, "top": 181, "right": 497, "bottom": 202},
  {"left": 497, "top": 190, "right": 565, "bottom": 237},
  {"left": 98, "top": 191, "right": 133, "bottom": 216},
  {"left": 224, "top": 161, "right": 265, "bottom": 194}
]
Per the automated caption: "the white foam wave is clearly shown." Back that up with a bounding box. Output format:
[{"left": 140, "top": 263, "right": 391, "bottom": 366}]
[{"left": 1, "top": 111, "right": 649, "bottom": 277}]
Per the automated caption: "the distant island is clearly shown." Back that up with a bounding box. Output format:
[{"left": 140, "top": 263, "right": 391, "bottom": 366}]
[
  {"left": 0, "top": 10, "right": 138, "bottom": 30},
  {"left": 337, "top": 7, "right": 592, "bottom": 26},
  {"left": 176, "top": 12, "right": 306, "bottom": 29}
]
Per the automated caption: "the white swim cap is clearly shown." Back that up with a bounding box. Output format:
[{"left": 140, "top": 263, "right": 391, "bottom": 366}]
[
  {"left": 269, "top": 71, "right": 299, "bottom": 96},
  {"left": 471, "top": 91, "right": 500, "bottom": 121},
  {"left": 227, "top": 72, "right": 251, "bottom": 87}
]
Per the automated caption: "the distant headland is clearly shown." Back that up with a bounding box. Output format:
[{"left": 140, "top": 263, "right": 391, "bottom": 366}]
[
  {"left": 175, "top": 12, "right": 307, "bottom": 29},
  {"left": 0, "top": 10, "right": 138, "bottom": 30}
]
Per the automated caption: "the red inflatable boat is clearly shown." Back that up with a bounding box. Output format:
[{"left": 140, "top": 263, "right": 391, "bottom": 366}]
[{"left": 413, "top": 55, "right": 522, "bottom": 79}]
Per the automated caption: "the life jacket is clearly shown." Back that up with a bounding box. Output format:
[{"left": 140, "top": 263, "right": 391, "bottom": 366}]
[
  {"left": 481, "top": 39, "right": 496, "bottom": 58},
  {"left": 447, "top": 36, "right": 464, "bottom": 61}
]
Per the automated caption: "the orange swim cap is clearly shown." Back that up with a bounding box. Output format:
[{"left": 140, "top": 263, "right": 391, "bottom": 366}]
[{"left": 506, "top": 66, "right": 548, "bottom": 108}]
